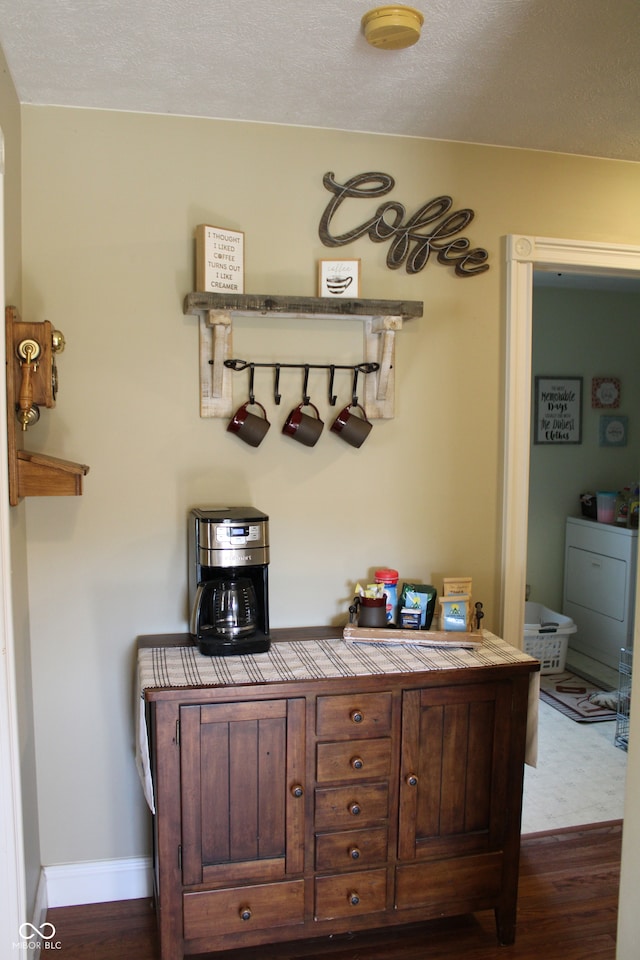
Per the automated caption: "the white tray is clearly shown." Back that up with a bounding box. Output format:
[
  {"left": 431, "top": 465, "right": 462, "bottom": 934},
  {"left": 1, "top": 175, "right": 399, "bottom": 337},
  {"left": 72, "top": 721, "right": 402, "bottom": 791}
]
[{"left": 343, "top": 624, "right": 483, "bottom": 649}]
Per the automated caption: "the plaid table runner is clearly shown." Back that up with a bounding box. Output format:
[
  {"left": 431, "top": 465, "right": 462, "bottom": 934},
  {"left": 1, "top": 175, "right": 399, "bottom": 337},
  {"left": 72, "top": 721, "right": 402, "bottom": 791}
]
[
  {"left": 136, "top": 632, "right": 539, "bottom": 811},
  {"left": 138, "top": 631, "right": 536, "bottom": 689}
]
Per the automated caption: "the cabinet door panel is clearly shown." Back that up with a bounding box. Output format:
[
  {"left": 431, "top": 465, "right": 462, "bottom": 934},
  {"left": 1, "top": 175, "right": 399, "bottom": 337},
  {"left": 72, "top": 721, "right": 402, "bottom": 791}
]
[
  {"left": 257, "top": 716, "right": 287, "bottom": 859},
  {"left": 413, "top": 700, "right": 442, "bottom": 839},
  {"left": 227, "top": 717, "right": 286, "bottom": 862},
  {"left": 201, "top": 715, "right": 232, "bottom": 863},
  {"left": 181, "top": 698, "right": 304, "bottom": 886},
  {"left": 399, "top": 683, "right": 508, "bottom": 861},
  {"left": 463, "top": 699, "right": 494, "bottom": 832}
]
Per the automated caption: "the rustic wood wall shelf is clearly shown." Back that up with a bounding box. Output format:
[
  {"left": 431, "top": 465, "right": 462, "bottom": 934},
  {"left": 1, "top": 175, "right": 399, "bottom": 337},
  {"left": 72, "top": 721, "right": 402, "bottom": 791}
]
[
  {"left": 5, "top": 306, "right": 89, "bottom": 506},
  {"left": 183, "top": 292, "right": 423, "bottom": 420}
]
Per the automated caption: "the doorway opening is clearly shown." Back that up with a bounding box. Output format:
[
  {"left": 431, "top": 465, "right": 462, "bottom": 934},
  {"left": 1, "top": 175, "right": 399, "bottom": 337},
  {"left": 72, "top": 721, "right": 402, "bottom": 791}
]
[
  {"left": 500, "top": 234, "right": 640, "bottom": 650},
  {"left": 502, "top": 234, "right": 640, "bottom": 838},
  {"left": 528, "top": 272, "right": 640, "bottom": 691}
]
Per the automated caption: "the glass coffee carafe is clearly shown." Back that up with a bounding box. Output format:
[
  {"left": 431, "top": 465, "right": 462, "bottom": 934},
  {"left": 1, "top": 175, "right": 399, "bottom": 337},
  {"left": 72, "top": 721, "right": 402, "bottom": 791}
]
[{"left": 210, "top": 577, "right": 258, "bottom": 640}]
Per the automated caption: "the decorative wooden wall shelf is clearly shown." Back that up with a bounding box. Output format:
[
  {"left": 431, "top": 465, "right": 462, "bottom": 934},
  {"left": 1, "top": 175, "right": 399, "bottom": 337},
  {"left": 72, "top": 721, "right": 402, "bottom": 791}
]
[
  {"left": 183, "top": 292, "right": 423, "bottom": 420},
  {"left": 5, "top": 306, "right": 89, "bottom": 506}
]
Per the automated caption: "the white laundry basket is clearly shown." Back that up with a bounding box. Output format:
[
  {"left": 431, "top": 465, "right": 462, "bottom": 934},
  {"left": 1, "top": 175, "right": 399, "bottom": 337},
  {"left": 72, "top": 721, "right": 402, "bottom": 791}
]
[{"left": 524, "top": 601, "right": 577, "bottom": 674}]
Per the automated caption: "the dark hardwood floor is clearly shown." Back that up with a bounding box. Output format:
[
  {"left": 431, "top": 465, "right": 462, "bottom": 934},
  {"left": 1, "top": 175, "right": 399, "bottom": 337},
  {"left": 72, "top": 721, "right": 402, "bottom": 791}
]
[{"left": 46, "top": 821, "right": 621, "bottom": 960}]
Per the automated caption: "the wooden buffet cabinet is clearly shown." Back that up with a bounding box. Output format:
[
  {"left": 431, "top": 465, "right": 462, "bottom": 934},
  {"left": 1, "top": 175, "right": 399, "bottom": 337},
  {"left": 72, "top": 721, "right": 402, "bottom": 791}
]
[{"left": 138, "top": 631, "right": 538, "bottom": 960}]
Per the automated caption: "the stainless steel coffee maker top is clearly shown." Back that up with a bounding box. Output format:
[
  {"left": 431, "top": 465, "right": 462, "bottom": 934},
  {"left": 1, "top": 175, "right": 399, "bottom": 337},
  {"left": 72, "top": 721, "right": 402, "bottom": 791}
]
[{"left": 192, "top": 506, "right": 269, "bottom": 569}]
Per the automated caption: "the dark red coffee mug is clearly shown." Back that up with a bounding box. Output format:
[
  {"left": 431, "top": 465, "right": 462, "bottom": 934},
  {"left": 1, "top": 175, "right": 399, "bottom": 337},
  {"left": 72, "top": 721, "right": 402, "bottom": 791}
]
[
  {"left": 227, "top": 401, "right": 271, "bottom": 447},
  {"left": 282, "top": 402, "right": 324, "bottom": 447},
  {"left": 358, "top": 595, "right": 387, "bottom": 627},
  {"left": 330, "top": 403, "right": 373, "bottom": 448}
]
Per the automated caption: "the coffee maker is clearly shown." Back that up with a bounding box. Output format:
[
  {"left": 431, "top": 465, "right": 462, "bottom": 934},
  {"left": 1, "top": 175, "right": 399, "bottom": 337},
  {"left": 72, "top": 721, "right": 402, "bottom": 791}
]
[{"left": 189, "top": 507, "right": 270, "bottom": 656}]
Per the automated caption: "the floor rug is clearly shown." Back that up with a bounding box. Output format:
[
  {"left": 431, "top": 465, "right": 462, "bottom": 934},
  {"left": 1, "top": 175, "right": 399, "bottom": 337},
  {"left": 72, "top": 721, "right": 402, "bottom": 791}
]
[{"left": 539, "top": 670, "right": 618, "bottom": 722}]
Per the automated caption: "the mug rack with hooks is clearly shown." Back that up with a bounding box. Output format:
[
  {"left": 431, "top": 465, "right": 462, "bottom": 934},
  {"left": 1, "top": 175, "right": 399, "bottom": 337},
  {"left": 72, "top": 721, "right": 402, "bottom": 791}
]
[
  {"left": 183, "top": 292, "right": 423, "bottom": 420},
  {"left": 223, "top": 359, "right": 379, "bottom": 410}
]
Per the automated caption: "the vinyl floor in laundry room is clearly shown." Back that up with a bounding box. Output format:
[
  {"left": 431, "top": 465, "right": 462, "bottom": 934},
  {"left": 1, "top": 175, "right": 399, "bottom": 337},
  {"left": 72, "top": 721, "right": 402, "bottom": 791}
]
[{"left": 521, "top": 698, "right": 627, "bottom": 833}]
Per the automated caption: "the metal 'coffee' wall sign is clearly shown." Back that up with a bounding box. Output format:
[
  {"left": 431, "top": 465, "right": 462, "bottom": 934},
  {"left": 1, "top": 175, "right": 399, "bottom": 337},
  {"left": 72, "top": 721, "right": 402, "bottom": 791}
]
[{"left": 318, "top": 171, "right": 489, "bottom": 277}]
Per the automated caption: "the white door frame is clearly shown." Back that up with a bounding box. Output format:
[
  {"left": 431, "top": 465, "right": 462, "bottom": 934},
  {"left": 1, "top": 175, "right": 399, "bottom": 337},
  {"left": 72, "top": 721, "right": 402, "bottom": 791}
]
[
  {"left": 500, "top": 233, "right": 640, "bottom": 642},
  {"left": 0, "top": 127, "right": 27, "bottom": 949},
  {"left": 501, "top": 233, "right": 640, "bottom": 958}
]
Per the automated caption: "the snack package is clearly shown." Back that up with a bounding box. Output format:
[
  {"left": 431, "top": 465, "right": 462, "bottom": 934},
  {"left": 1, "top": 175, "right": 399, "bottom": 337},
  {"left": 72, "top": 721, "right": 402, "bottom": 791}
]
[
  {"left": 354, "top": 581, "right": 386, "bottom": 600},
  {"left": 440, "top": 596, "right": 469, "bottom": 632},
  {"left": 399, "top": 607, "right": 421, "bottom": 629},
  {"left": 399, "top": 583, "right": 437, "bottom": 629}
]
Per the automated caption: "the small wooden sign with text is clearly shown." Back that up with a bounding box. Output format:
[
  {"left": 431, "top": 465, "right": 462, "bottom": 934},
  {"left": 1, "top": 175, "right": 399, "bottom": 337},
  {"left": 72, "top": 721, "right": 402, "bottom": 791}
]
[{"left": 196, "top": 224, "right": 244, "bottom": 294}]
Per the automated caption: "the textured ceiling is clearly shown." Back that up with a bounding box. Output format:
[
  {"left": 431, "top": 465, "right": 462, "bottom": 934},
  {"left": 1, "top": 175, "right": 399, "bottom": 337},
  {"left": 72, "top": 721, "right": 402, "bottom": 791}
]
[{"left": 0, "top": 0, "right": 639, "bottom": 162}]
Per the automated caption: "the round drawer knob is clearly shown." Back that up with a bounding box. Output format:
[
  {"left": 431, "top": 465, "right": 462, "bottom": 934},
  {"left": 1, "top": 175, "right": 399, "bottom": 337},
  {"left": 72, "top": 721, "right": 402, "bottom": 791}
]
[
  {"left": 239, "top": 906, "right": 252, "bottom": 921},
  {"left": 349, "top": 892, "right": 360, "bottom": 906},
  {"left": 350, "top": 710, "right": 364, "bottom": 724},
  {"left": 406, "top": 774, "right": 418, "bottom": 787},
  {"left": 349, "top": 846, "right": 361, "bottom": 860},
  {"left": 351, "top": 757, "right": 364, "bottom": 770},
  {"left": 291, "top": 784, "right": 304, "bottom": 798},
  {"left": 348, "top": 801, "right": 361, "bottom": 816}
]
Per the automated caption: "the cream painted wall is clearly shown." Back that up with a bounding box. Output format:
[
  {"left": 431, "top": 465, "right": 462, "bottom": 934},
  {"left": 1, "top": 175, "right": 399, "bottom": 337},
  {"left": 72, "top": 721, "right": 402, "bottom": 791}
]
[
  {"left": 18, "top": 107, "right": 640, "bottom": 878},
  {"left": 0, "top": 50, "right": 20, "bottom": 302}
]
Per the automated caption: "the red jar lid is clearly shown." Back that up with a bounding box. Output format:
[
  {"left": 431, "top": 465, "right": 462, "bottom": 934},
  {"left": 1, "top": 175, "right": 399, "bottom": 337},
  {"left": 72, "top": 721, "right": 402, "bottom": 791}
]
[{"left": 375, "top": 568, "right": 399, "bottom": 583}]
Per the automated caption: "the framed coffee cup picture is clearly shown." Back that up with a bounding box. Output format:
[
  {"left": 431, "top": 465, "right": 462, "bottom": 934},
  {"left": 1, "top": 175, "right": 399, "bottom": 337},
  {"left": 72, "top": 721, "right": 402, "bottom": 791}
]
[{"left": 318, "top": 259, "right": 361, "bottom": 298}]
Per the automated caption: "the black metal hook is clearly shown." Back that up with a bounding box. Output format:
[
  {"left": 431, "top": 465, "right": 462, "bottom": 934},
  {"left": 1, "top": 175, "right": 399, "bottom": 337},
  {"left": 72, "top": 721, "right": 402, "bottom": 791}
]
[
  {"left": 223, "top": 357, "right": 379, "bottom": 408},
  {"left": 273, "top": 364, "right": 282, "bottom": 405},
  {"left": 328, "top": 365, "right": 337, "bottom": 406},
  {"left": 302, "top": 365, "right": 311, "bottom": 405}
]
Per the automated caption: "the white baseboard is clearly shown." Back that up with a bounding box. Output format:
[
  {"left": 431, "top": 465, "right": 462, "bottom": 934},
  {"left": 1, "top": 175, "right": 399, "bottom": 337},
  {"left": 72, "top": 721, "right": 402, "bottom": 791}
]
[
  {"left": 33, "top": 869, "right": 48, "bottom": 924},
  {"left": 19, "top": 874, "right": 49, "bottom": 960},
  {"left": 43, "top": 856, "right": 153, "bottom": 909}
]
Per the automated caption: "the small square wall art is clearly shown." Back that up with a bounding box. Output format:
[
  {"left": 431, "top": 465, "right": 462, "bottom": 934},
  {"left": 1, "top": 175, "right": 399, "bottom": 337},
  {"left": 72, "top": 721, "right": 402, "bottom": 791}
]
[{"left": 599, "top": 415, "right": 628, "bottom": 447}]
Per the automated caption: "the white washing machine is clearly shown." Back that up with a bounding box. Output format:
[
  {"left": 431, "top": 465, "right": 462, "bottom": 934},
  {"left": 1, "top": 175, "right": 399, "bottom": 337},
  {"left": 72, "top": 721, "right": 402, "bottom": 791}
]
[{"left": 562, "top": 516, "right": 637, "bottom": 669}]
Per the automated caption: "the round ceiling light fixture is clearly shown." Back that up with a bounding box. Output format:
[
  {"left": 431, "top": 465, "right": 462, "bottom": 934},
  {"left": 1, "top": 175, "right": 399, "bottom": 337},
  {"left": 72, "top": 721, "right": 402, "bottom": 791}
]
[{"left": 361, "top": 6, "right": 424, "bottom": 50}]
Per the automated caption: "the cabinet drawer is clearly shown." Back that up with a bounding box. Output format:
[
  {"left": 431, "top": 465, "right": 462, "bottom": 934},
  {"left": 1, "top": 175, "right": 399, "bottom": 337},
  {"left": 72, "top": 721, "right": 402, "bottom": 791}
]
[
  {"left": 316, "top": 738, "right": 392, "bottom": 782},
  {"left": 315, "top": 783, "right": 389, "bottom": 829},
  {"left": 395, "top": 852, "right": 503, "bottom": 910},
  {"left": 183, "top": 879, "right": 304, "bottom": 939},
  {"left": 316, "top": 693, "right": 392, "bottom": 738},
  {"left": 315, "top": 867, "right": 387, "bottom": 920},
  {"left": 315, "top": 826, "right": 388, "bottom": 870}
]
